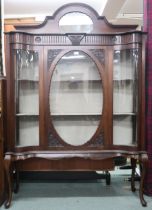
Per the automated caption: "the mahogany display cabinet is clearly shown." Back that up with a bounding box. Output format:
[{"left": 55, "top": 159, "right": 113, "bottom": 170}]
[{"left": 0, "top": 3, "right": 148, "bottom": 208}]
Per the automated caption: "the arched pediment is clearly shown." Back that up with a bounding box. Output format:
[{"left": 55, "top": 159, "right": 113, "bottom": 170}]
[{"left": 15, "top": 3, "right": 138, "bottom": 34}]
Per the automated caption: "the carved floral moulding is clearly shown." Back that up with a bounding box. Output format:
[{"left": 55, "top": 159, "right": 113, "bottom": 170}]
[
  {"left": 48, "top": 132, "right": 64, "bottom": 147},
  {"left": 8, "top": 32, "right": 143, "bottom": 46},
  {"left": 47, "top": 49, "right": 63, "bottom": 70},
  {"left": 89, "top": 49, "right": 105, "bottom": 66}
]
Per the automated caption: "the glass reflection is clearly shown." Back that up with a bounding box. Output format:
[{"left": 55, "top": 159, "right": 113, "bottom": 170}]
[{"left": 59, "top": 12, "right": 93, "bottom": 33}]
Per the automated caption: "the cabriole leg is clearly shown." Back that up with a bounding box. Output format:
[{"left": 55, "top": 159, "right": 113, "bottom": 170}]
[
  {"left": 4, "top": 157, "right": 12, "bottom": 209},
  {"left": 139, "top": 154, "right": 148, "bottom": 207},
  {"left": 13, "top": 163, "right": 19, "bottom": 194},
  {"left": 131, "top": 158, "right": 136, "bottom": 192}
]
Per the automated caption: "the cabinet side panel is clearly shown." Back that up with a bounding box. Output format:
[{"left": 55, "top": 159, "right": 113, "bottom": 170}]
[{"left": 0, "top": 79, "right": 6, "bottom": 206}]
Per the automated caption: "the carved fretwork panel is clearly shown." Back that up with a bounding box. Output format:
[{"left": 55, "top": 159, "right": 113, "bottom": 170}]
[
  {"left": 48, "top": 131, "right": 104, "bottom": 148},
  {"left": 47, "top": 49, "right": 62, "bottom": 71},
  {"left": 89, "top": 49, "right": 105, "bottom": 66},
  {"left": 88, "top": 132, "right": 104, "bottom": 147},
  {"left": 48, "top": 132, "right": 64, "bottom": 147}
]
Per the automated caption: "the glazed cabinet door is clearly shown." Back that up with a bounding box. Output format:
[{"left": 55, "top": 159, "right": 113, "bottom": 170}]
[
  {"left": 113, "top": 48, "right": 139, "bottom": 146},
  {"left": 7, "top": 46, "right": 43, "bottom": 149},
  {"left": 45, "top": 48, "right": 108, "bottom": 149},
  {"left": 15, "top": 49, "right": 39, "bottom": 146}
]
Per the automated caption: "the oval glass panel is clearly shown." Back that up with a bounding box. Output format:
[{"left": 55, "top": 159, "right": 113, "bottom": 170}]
[
  {"left": 49, "top": 51, "right": 103, "bottom": 146},
  {"left": 59, "top": 12, "right": 93, "bottom": 33}
]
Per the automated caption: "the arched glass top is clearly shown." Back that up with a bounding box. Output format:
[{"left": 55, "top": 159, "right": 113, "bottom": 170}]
[
  {"left": 49, "top": 51, "right": 103, "bottom": 146},
  {"left": 59, "top": 12, "right": 93, "bottom": 33}
]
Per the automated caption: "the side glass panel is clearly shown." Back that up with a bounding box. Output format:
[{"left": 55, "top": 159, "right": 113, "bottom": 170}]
[
  {"left": 113, "top": 49, "right": 138, "bottom": 145},
  {"left": 49, "top": 51, "right": 103, "bottom": 146},
  {"left": 15, "top": 49, "right": 39, "bottom": 146}
]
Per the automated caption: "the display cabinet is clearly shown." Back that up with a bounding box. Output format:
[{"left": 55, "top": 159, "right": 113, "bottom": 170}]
[{"left": 2, "top": 3, "right": 147, "bottom": 208}]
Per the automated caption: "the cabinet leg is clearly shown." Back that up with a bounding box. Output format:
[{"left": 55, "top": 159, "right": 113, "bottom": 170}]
[
  {"left": 131, "top": 158, "right": 136, "bottom": 192},
  {"left": 13, "top": 164, "right": 19, "bottom": 194},
  {"left": 105, "top": 171, "right": 111, "bottom": 185},
  {"left": 139, "top": 157, "right": 148, "bottom": 207},
  {"left": 4, "top": 158, "right": 12, "bottom": 209}
]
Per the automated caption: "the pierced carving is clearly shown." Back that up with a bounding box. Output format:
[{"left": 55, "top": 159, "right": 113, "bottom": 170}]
[
  {"left": 89, "top": 132, "right": 104, "bottom": 147},
  {"left": 48, "top": 132, "right": 64, "bottom": 147},
  {"left": 89, "top": 49, "right": 105, "bottom": 66},
  {"left": 47, "top": 49, "right": 62, "bottom": 70},
  {"left": 67, "top": 34, "right": 85, "bottom": 45}
]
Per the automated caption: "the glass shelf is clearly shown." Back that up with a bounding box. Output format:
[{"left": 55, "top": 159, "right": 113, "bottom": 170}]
[
  {"left": 113, "top": 112, "right": 136, "bottom": 116},
  {"left": 51, "top": 114, "right": 101, "bottom": 120},
  {"left": 51, "top": 112, "right": 101, "bottom": 116},
  {"left": 17, "top": 79, "right": 39, "bottom": 82},
  {"left": 113, "top": 79, "right": 135, "bottom": 82},
  {"left": 16, "top": 113, "right": 39, "bottom": 116},
  {"left": 51, "top": 79, "right": 101, "bottom": 82}
]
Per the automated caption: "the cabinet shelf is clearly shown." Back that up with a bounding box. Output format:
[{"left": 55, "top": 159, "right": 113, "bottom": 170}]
[
  {"left": 113, "top": 112, "right": 136, "bottom": 116},
  {"left": 16, "top": 113, "right": 136, "bottom": 117},
  {"left": 51, "top": 79, "right": 101, "bottom": 83},
  {"left": 113, "top": 79, "right": 135, "bottom": 82},
  {"left": 51, "top": 79, "right": 135, "bottom": 85},
  {"left": 16, "top": 113, "right": 39, "bottom": 116},
  {"left": 51, "top": 79, "right": 135, "bottom": 83},
  {"left": 51, "top": 113, "right": 101, "bottom": 116},
  {"left": 17, "top": 79, "right": 39, "bottom": 82},
  {"left": 51, "top": 113, "right": 101, "bottom": 120}
]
